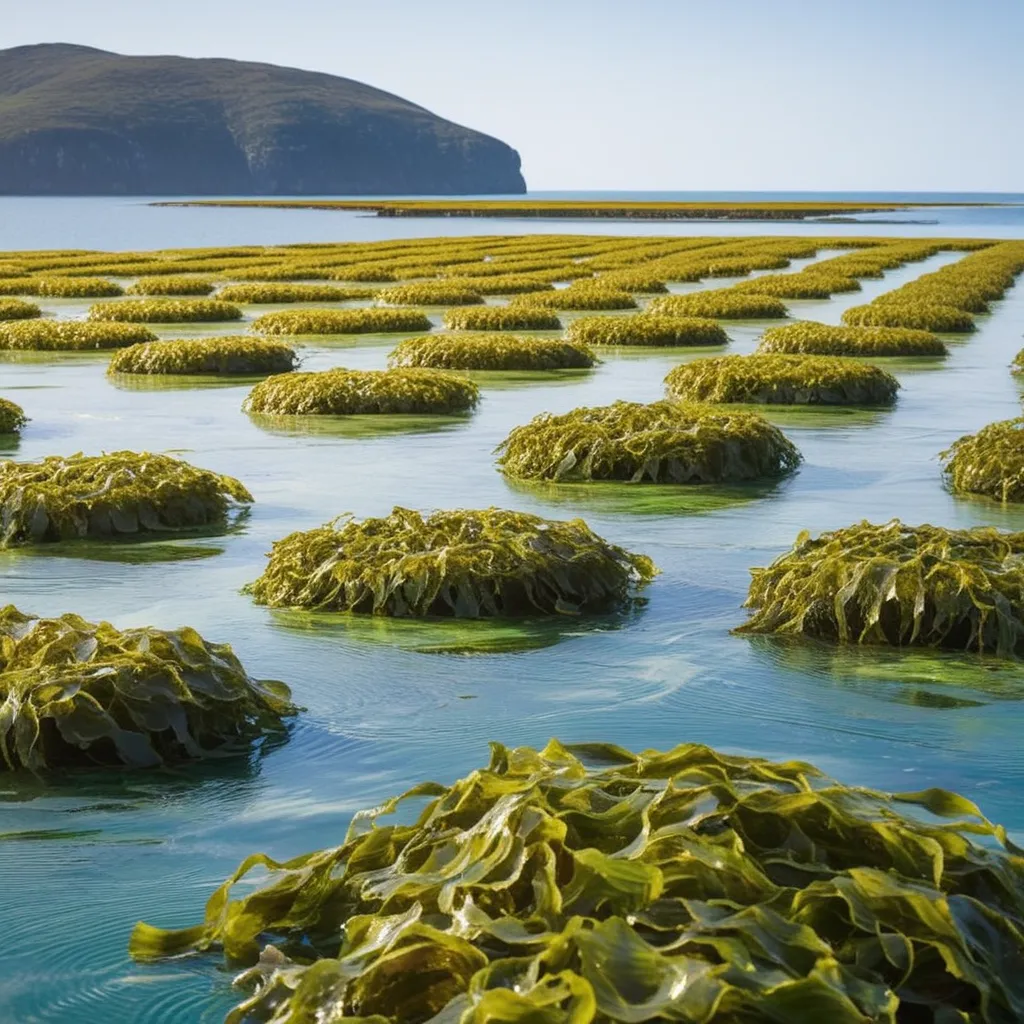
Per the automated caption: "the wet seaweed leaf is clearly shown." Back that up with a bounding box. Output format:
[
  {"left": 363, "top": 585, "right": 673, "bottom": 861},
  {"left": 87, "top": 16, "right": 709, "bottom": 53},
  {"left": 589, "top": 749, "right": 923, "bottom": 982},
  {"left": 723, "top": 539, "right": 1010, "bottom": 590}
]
[{"left": 131, "top": 739, "right": 1024, "bottom": 1023}]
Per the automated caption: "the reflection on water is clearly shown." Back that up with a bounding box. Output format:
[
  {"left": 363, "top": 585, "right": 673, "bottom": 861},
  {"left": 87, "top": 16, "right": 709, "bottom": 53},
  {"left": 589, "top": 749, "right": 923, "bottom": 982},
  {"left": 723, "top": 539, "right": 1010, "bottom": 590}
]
[
  {"left": 10, "top": 539, "right": 227, "bottom": 564},
  {"left": 3, "top": 213, "right": 1024, "bottom": 1021}
]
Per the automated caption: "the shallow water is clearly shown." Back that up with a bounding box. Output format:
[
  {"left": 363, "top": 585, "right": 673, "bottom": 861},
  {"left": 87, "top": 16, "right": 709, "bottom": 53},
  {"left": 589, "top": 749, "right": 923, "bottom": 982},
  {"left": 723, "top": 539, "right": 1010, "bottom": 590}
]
[{"left": 2, "top": 229, "right": 1024, "bottom": 1021}]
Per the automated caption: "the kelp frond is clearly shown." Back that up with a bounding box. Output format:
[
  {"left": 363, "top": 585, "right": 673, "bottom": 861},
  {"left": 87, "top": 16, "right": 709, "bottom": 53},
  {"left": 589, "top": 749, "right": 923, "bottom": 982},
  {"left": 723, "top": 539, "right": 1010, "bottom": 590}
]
[
  {"left": 130, "top": 738, "right": 1024, "bottom": 1023},
  {"left": 243, "top": 368, "right": 479, "bottom": 416},
  {"left": 0, "top": 451, "right": 253, "bottom": 546},
  {"left": 108, "top": 336, "right": 298, "bottom": 376},
  {"left": 941, "top": 417, "right": 1024, "bottom": 502},
  {"left": 664, "top": 354, "right": 900, "bottom": 406},
  {"left": 387, "top": 333, "right": 595, "bottom": 371},
  {"left": 738, "top": 519, "right": 1024, "bottom": 656},
  {"left": 496, "top": 400, "right": 801, "bottom": 483},
  {"left": 0, "top": 605, "right": 295, "bottom": 771},
  {"left": 246, "top": 506, "right": 656, "bottom": 616}
]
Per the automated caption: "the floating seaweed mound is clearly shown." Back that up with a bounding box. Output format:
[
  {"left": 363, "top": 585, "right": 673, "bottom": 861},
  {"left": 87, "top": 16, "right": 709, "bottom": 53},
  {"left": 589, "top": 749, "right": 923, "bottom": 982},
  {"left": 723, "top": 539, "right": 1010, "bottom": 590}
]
[
  {"left": 648, "top": 292, "right": 789, "bottom": 319},
  {"left": 0, "top": 451, "right": 253, "bottom": 547},
  {"left": 87, "top": 299, "right": 243, "bottom": 323},
  {"left": 387, "top": 332, "right": 595, "bottom": 371},
  {"left": 497, "top": 400, "right": 801, "bottom": 483},
  {"left": 441, "top": 273, "right": 555, "bottom": 296},
  {"left": 738, "top": 519, "right": 1024, "bottom": 656},
  {"left": 941, "top": 417, "right": 1024, "bottom": 503},
  {"left": 443, "top": 305, "right": 562, "bottom": 331},
  {"left": 126, "top": 276, "right": 216, "bottom": 296},
  {"left": 0, "top": 299, "right": 42, "bottom": 322},
  {"left": 243, "top": 367, "right": 479, "bottom": 416},
  {"left": 567, "top": 314, "right": 728, "bottom": 347},
  {"left": 376, "top": 282, "right": 484, "bottom": 306},
  {"left": 0, "top": 398, "right": 26, "bottom": 434},
  {"left": 0, "top": 606, "right": 295, "bottom": 771},
  {"left": 245, "top": 506, "right": 656, "bottom": 615},
  {"left": 216, "top": 283, "right": 377, "bottom": 303},
  {"left": 0, "top": 320, "right": 157, "bottom": 351},
  {"left": 842, "top": 302, "right": 976, "bottom": 333},
  {"left": 34, "top": 277, "right": 124, "bottom": 298},
  {"left": 759, "top": 321, "right": 947, "bottom": 357},
  {"left": 1014, "top": 348, "right": 1024, "bottom": 374},
  {"left": 108, "top": 336, "right": 298, "bottom": 376},
  {"left": 251, "top": 307, "right": 432, "bottom": 335},
  {"left": 129, "top": 738, "right": 1024, "bottom": 1024},
  {"left": 735, "top": 272, "right": 862, "bottom": 298},
  {"left": 512, "top": 286, "right": 637, "bottom": 310},
  {"left": 665, "top": 354, "right": 900, "bottom": 406}
]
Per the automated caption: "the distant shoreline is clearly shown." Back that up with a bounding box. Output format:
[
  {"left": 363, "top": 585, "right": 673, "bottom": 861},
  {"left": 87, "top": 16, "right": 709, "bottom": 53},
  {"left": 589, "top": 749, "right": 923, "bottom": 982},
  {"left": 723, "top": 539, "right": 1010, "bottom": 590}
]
[{"left": 149, "top": 198, "right": 1009, "bottom": 222}]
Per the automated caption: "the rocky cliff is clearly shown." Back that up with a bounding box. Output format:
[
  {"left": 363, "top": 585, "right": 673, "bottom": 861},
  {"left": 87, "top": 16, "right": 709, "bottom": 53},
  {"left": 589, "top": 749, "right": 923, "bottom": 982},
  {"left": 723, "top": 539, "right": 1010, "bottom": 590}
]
[{"left": 0, "top": 44, "right": 526, "bottom": 195}]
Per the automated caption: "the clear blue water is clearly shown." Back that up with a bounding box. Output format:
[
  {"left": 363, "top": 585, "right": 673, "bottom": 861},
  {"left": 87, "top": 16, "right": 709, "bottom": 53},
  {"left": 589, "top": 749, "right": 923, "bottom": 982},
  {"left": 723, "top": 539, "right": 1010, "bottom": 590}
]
[
  {"left": 1, "top": 207, "right": 1024, "bottom": 1021},
  {"left": 2, "top": 191, "right": 1024, "bottom": 251}
]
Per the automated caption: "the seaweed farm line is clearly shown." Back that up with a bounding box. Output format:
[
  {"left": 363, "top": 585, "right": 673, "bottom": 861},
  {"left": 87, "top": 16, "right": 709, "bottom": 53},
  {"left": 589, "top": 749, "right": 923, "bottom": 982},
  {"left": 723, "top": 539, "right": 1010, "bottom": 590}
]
[{"left": 3, "top": 230, "right": 1024, "bottom": 1021}]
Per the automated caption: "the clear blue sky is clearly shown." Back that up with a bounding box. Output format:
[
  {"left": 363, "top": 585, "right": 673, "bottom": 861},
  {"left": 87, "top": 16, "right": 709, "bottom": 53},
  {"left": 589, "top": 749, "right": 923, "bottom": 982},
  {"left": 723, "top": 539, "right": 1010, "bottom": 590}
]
[{"left": 8, "top": 0, "right": 1021, "bottom": 191}]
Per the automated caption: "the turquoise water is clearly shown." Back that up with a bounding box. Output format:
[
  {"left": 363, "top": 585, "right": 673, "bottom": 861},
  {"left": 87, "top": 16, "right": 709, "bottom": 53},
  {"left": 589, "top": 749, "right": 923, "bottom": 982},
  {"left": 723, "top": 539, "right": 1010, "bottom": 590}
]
[{"left": 2, "top": 235, "right": 1024, "bottom": 1020}]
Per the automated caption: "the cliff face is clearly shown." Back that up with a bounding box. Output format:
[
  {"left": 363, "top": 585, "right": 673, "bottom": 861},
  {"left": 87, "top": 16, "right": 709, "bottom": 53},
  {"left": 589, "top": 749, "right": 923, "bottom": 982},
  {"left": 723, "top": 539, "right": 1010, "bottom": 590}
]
[{"left": 0, "top": 44, "right": 526, "bottom": 195}]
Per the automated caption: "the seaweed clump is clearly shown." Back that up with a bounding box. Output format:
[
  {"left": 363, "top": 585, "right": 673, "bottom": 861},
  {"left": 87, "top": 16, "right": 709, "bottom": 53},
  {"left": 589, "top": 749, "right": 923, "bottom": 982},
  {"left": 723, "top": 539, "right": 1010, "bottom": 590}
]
[
  {"left": 375, "top": 282, "right": 484, "bottom": 306},
  {"left": 941, "top": 417, "right": 1024, "bottom": 502},
  {"left": 842, "top": 303, "right": 976, "bottom": 333},
  {"left": 648, "top": 292, "right": 789, "bottom": 319},
  {"left": 126, "top": 276, "right": 216, "bottom": 296},
  {"left": 245, "top": 506, "right": 655, "bottom": 615},
  {"left": 88, "top": 299, "right": 243, "bottom": 323},
  {"left": 0, "top": 299, "right": 42, "bottom": 322},
  {"left": 0, "top": 451, "right": 253, "bottom": 546},
  {"left": 388, "top": 332, "right": 595, "bottom": 371},
  {"left": 251, "top": 307, "right": 432, "bottom": 335},
  {"left": 0, "top": 320, "right": 157, "bottom": 351},
  {"left": 665, "top": 354, "right": 900, "bottom": 406},
  {"left": 130, "top": 738, "right": 1024, "bottom": 1024},
  {"left": 108, "top": 336, "right": 298, "bottom": 376},
  {"left": 216, "top": 283, "right": 377, "bottom": 304},
  {"left": 566, "top": 314, "right": 728, "bottom": 347},
  {"left": 497, "top": 400, "right": 801, "bottom": 483},
  {"left": 33, "top": 277, "right": 124, "bottom": 298},
  {"left": 738, "top": 519, "right": 1024, "bottom": 656},
  {"left": 759, "top": 321, "right": 947, "bottom": 357},
  {"left": 443, "top": 306, "right": 562, "bottom": 331},
  {"left": 0, "top": 398, "right": 26, "bottom": 434},
  {"left": 0, "top": 605, "right": 295, "bottom": 771},
  {"left": 243, "top": 368, "right": 479, "bottom": 416}
]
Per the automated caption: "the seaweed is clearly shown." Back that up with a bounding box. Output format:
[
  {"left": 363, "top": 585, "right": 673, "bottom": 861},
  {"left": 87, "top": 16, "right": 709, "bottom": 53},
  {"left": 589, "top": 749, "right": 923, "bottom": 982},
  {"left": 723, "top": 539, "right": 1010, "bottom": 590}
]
[
  {"left": 0, "top": 398, "right": 27, "bottom": 434},
  {"left": 0, "top": 451, "right": 253, "bottom": 546},
  {"left": 244, "top": 506, "right": 656, "bottom": 615},
  {"left": 0, "top": 299, "right": 42, "bottom": 322},
  {"left": 648, "top": 292, "right": 789, "bottom": 319},
  {"left": 512, "top": 285, "right": 638, "bottom": 311},
  {"left": 941, "top": 417, "right": 1024, "bottom": 502},
  {"left": 758, "top": 321, "right": 947, "bottom": 357},
  {"left": 387, "top": 333, "right": 595, "bottom": 371},
  {"left": 437, "top": 274, "right": 555, "bottom": 295},
  {"left": 107, "top": 336, "right": 298, "bottom": 376},
  {"left": 243, "top": 368, "right": 479, "bottom": 416},
  {"left": 443, "top": 306, "right": 562, "bottom": 331},
  {"left": 841, "top": 303, "right": 976, "bottom": 333},
  {"left": 130, "top": 738, "right": 1024, "bottom": 1024},
  {"left": 251, "top": 307, "right": 432, "bottom": 336},
  {"left": 735, "top": 272, "right": 862, "bottom": 298},
  {"left": 87, "top": 299, "right": 243, "bottom": 323},
  {"left": 0, "top": 320, "right": 157, "bottom": 351},
  {"left": 566, "top": 314, "right": 728, "bottom": 347},
  {"left": 375, "top": 283, "right": 485, "bottom": 306},
  {"left": 34, "top": 277, "right": 124, "bottom": 298},
  {"left": 496, "top": 400, "right": 801, "bottom": 483},
  {"left": 215, "top": 283, "right": 378, "bottom": 303},
  {"left": 738, "top": 519, "right": 1024, "bottom": 656},
  {"left": 125, "top": 276, "right": 217, "bottom": 296},
  {"left": 664, "top": 354, "right": 900, "bottom": 406},
  {"left": 0, "top": 605, "right": 295, "bottom": 771}
]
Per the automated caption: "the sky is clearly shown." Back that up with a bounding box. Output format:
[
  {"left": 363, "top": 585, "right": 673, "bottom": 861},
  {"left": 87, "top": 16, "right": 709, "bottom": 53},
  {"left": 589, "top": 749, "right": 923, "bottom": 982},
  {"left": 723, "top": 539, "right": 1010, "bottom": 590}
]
[{"left": 6, "top": 0, "right": 1022, "bottom": 192}]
